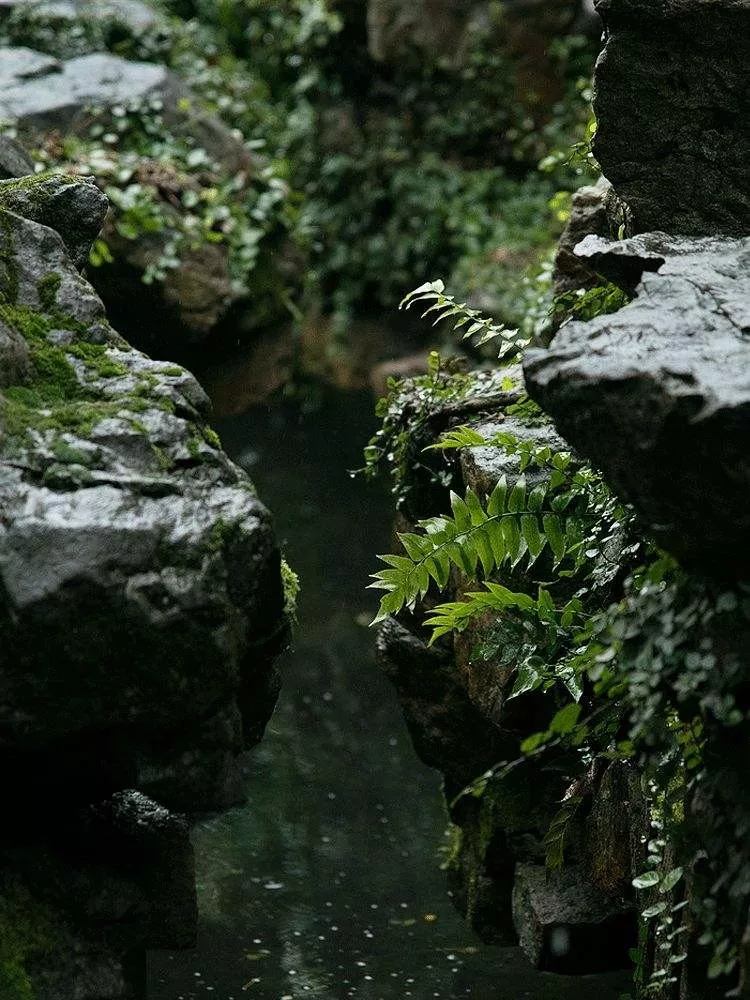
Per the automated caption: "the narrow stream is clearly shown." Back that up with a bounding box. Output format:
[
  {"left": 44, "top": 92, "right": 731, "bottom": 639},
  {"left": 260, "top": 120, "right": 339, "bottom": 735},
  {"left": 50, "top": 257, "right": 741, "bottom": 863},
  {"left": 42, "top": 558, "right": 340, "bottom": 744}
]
[{"left": 147, "top": 388, "right": 631, "bottom": 1000}]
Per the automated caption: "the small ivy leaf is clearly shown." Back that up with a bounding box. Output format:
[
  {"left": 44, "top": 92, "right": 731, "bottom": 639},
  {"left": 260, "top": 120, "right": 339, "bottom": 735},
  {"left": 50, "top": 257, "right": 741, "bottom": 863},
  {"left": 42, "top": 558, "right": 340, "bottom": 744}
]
[
  {"left": 508, "top": 660, "right": 544, "bottom": 701},
  {"left": 659, "top": 867, "right": 684, "bottom": 894},
  {"left": 642, "top": 902, "right": 667, "bottom": 919},
  {"left": 632, "top": 870, "right": 660, "bottom": 890}
]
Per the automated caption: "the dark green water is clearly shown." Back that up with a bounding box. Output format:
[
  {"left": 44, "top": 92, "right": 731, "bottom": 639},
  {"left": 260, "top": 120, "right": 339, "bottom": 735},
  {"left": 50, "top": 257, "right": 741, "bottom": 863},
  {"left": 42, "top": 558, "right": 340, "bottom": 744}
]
[{"left": 147, "top": 389, "right": 631, "bottom": 1000}]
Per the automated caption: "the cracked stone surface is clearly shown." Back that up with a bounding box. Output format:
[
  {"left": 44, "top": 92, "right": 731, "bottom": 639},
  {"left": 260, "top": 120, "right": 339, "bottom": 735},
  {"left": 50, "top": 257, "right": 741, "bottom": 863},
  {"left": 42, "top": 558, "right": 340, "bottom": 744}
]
[
  {"left": 0, "top": 172, "right": 108, "bottom": 268},
  {"left": 524, "top": 232, "right": 750, "bottom": 574},
  {"left": 592, "top": 0, "right": 750, "bottom": 236}
]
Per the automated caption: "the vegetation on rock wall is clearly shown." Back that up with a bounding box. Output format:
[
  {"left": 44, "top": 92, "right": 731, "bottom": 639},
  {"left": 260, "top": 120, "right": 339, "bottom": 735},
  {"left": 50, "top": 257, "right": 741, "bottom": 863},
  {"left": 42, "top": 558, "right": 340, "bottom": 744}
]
[
  {"left": 369, "top": 283, "right": 750, "bottom": 995},
  {"left": 0, "top": 0, "right": 598, "bottom": 347}
]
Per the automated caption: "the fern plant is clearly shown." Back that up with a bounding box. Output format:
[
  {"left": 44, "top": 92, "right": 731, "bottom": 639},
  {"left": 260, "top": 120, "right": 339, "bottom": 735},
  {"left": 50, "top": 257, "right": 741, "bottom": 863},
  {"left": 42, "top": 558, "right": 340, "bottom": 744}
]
[
  {"left": 401, "top": 279, "right": 531, "bottom": 359},
  {"left": 370, "top": 280, "right": 639, "bottom": 875},
  {"left": 370, "top": 446, "right": 627, "bottom": 627}
]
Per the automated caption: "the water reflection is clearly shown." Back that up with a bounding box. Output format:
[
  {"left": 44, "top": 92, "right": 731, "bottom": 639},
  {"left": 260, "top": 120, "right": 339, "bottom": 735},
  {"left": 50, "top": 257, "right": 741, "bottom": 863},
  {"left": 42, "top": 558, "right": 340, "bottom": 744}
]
[{"left": 147, "top": 389, "right": 631, "bottom": 1000}]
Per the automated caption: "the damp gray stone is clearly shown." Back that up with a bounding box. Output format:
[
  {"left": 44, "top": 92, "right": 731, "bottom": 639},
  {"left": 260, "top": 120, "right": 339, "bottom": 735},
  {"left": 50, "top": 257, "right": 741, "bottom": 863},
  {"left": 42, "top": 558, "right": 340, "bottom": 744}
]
[
  {"left": 524, "top": 232, "right": 750, "bottom": 575},
  {"left": 0, "top": 172, "right": 108, "bottom": 268},
  {"left": 592, "top": 0, "right": 750, "bottom": 236},
  {"left": 513, "top": 862, "right": 634, "bottom": 973},
  {"left": 0, "top": 133, "right": 36, "bottom": 179}
]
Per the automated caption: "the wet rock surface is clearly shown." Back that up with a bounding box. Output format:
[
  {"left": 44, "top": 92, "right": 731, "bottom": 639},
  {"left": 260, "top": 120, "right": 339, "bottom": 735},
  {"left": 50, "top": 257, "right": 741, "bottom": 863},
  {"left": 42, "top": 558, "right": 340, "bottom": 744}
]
[
  {"left": 1, "top": 0, "right": 163, "bottom": 31},
  {"left": 592, "top": 0, "right": 750, "bottom": 236},
  {"left": 0, "top": 171, "right": 108, "bottom": 268},
  {"left": 524, "top": 232, "right": 750, "bottom": 575},
  {"left": 512, "top": 863, "right": 633, "bottom": 974},
  {"left": 552, "top": 176, "right": 617, "bottom": 295},
  {"left": 0, "top": 172, "right": 286, "bottom": 997},
  {"left": 0, "top": 133, "right": 35, "bottom": 180}
]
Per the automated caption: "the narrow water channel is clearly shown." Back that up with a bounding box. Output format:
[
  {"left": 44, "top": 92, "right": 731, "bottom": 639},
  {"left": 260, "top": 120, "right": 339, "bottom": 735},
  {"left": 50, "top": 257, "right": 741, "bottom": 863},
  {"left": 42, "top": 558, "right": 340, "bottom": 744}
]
[{"left": 147, "top": 388, "right": 631, "bottom": 1000}]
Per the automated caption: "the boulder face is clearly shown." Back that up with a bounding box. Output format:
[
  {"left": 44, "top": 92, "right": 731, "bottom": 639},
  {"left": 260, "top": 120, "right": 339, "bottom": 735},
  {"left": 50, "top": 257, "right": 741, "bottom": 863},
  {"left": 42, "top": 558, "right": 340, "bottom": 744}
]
[
  {"left": 524, "top": 232, "right": 750, "bottom": 576},
  {"left": 592, "top": 0, "right": 750, "bottom": 236},
  {"left": 512, "top": 863, "right": 634, "bottom": 974},
  {"left": 0, "top": 171, "right": 108, "bottom": 268},
  {"left": 0, "top": 46, "right": 252, "bottom": 175},
  {"left": 0, "top": 133, "right": 36, "bottom": 180},
  {"left": 0, "top": 173, "right": 286, "bottom": 803},
  {"left": 0, "top": 172, "right": 287, "bottom": 998}
]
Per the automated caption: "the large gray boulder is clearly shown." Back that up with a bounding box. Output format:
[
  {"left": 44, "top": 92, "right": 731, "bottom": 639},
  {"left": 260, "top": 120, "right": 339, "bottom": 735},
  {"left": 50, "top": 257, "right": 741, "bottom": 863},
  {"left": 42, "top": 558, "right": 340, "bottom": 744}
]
[
  {"left": 524, "top": 232, "right": 750, "bottom": 575},
  {"left": 0, "top": 47, "right": 257, "bottom": 348},
  {"left": 0, "top": 175, "right": 286, "bottom": 803},
  {"left": 0, "top": 47, "right": 252, "bottom": 174},
  {"left": 0, "top": 171, "right": 108, "bottom": 268},
  {"left": 0, "top": 172, "right": 287, "bottom": 998},
  {"left": 0, "top": 50, "right": 167, "bottom": 131},
  {"left": 592, "top": 0, "right": 750, "bottom": 236}
]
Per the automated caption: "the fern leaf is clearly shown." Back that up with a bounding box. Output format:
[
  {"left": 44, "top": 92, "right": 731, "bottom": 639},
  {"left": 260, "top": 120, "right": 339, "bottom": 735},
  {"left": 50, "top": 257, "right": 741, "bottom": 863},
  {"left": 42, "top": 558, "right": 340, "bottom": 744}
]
[
  {"left": 502, "top": 517, "right": 522, "bottom": 563},
  {"left": 508, "top": 475, "right": 527, "bottom": 513},
  {"left": 521, "top": 514, "right": 545, "bottom": 561},
  {"left": 543, "top": 514, "right": 566, "bottom": 565},
  {"left": 487, "top": 477, "right": 508, "bottom": 517}
]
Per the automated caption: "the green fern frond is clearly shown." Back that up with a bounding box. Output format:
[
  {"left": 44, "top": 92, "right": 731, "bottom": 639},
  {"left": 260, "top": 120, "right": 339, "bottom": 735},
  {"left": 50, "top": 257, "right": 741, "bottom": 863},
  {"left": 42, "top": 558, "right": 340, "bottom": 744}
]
[
  {"left": 400, "top": 280, "right": 530, "bottom": 359},
  {"left": 424, "top": 425, "right": 495, "bottom": 451},
  {"left": 370, "top": 476, "right": 590, "bottom": 624}
]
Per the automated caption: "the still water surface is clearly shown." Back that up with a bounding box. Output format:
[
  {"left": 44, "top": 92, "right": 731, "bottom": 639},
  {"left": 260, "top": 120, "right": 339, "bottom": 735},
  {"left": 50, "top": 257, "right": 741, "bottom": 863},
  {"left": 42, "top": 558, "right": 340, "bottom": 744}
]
[{"left": 147, "top": 389, "right": 630, "bottom": 1000}]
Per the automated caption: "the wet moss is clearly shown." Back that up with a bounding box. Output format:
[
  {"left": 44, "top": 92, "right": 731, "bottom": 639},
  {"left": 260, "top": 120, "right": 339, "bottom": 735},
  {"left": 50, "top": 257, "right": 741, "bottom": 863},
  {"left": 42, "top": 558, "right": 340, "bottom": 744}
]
[
  {"left": 50, "top": 438, "right": 98, "bottom": 467},
  {"left": 0, "top": 210, "right": 20, "bottom": 304},
  {"left": 0, "top": 884, "right": 61, "bottom": 1000},
  {"left": 206, "top": 516, "right": 237, "bottom": 553},
  {"left": 67, "top": 341, "right": 128, "bottom": 378},
  {"left": 280, "top": 557, "right": 300, "bottom": 623},
  {"left": 0, "top": 172, "right": 81, "bottom": 200},
  {"left": 37, "top": 272, "right": 61, "bottom": 312},
  {"left": 203, "top": 426, "right": 221, "bottom": 449}
]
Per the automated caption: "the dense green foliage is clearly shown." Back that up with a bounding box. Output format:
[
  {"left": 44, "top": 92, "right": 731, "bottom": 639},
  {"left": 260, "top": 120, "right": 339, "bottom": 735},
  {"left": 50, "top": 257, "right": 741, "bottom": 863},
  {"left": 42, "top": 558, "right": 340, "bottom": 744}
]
[{"left": 0, "top": 0, "right": 598, "bottom": 341}]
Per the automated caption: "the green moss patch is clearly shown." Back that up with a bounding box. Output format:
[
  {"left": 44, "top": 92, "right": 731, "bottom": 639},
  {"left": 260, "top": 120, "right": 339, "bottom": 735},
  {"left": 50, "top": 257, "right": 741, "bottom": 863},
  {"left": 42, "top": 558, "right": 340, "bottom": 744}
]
[{"left": 0, "top": 883, "right": 61, "bottom": 1000}]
